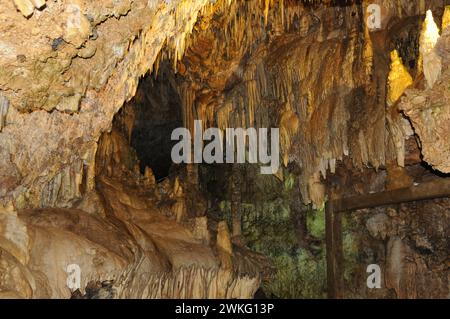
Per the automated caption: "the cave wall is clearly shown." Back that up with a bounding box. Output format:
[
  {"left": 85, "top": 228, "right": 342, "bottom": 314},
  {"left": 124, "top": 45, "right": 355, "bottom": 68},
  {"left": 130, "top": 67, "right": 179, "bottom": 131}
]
[
  {"left": 0, "top": 100, "right": 264, "bottom": 298},
  {"left": 0, "top": 0, "right": 266, "bottom": 299},
  {"left": 0, "top": 0, "right": 449, "bottom": 299},
  {"left": 174, "top": 0, "right": 449, "bottom": 298},
  {"left": 0, "top": 0, "right": 447, "bottom": 219},
  {"left": 0, "top": 0, "right": 214, "bottom": 209}
]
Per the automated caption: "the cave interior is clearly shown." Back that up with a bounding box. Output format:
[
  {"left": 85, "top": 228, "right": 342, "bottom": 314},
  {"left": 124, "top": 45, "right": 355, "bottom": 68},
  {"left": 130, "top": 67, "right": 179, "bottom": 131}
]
[{"left": 0, "top": 0, "right": 449, "bottom": 299}]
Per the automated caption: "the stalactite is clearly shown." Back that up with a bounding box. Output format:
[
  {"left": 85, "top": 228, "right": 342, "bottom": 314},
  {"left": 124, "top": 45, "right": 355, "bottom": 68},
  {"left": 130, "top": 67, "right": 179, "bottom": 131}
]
[
  {"left": 443, "top": 6, "right": 450, "bottom": 30},
  {"left": 263, "top": 0, "right": 272, "bottom": 26},
  {"left": 173, "top": 0, "right": 431, "bottom": 207},
  {"left": 387, "top": 50, "right": 413, "bottom": 106},
  {"left": 419, "top": 10, "right": 442, "bottom": 89},
  {"left": 217, "top": 102, "right": 233, "bottom": 132},
  {"left": 386, "top": 108, "right": 414, "bottom": 168},
  {"left": 244, "top": 67, "right": 258, "bottom": 127},
  {"left": 179, "top": 83, "right": 196, "bottom": 133},
  {"left": 363, "top": 3, "right": 374, "bottom": 82},
  {"left": 40, "top": 160, "right": 83, "bottom": 208},
  {"left": 81, "top": 143, "right": 98, "bottom": 193},
  {"left": 279, "top": 103, "right": 299, "bottom": 167}
]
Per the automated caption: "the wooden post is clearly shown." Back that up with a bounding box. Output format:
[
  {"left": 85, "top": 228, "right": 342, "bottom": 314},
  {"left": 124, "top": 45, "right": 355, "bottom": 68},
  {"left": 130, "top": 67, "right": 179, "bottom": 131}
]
[
  {"left": 231, "top": 164, "right": 242, "bottom": 238},
  {"left": 325, "top": 200, "right": 343, "bottom": 299}
]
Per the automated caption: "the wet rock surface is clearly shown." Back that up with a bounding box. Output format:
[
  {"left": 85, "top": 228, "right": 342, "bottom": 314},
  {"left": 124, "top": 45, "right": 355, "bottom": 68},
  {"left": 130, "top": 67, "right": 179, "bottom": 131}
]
[{"left": 0, "top": 0, "right": 449, "bottom": 299}]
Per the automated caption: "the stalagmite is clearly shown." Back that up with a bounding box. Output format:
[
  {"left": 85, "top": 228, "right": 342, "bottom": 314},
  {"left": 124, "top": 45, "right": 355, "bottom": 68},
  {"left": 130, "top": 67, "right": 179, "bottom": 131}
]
[
  {"left": 173, "top": 176, "right": 183, "bottom": 197},
  {"left": 192, "top": 216, "right": 210, "bottom": 244},
  {"left": 216, "top": 221, "right": 233, "bottom": 269},
  {"left": 144, "top": 166, "right": 156, "bottom": 186}
]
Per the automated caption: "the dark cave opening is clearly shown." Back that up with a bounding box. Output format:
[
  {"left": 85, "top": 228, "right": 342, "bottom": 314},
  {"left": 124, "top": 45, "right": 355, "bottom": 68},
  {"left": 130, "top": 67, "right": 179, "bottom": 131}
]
[{"left": 129, "top": 64, "right": 183, "bottom": 181}]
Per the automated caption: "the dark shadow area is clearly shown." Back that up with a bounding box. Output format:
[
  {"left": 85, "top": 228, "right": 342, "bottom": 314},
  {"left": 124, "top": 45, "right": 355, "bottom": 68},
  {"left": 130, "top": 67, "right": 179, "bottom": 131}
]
[{"left": 130, "top": 63, "right": 183, "bottom": 180}]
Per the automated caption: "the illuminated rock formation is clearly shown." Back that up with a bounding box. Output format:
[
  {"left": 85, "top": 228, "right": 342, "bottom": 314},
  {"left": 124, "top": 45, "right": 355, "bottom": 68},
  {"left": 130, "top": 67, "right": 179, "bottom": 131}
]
[{"left": 0, "top": 0, "right": 449, "bottom": 299}]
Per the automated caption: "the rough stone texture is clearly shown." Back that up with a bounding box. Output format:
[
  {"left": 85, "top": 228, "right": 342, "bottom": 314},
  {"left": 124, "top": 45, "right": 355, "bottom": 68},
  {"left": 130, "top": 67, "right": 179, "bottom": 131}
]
[
  {"left": 0, "top": 114, "right": 262, "bottom": 298},
  {"left": 172, "top": 0, "right": 446, "bottom": 207},
  {"left": 400, "top": 27, "right": 450, "bottom": 173},
  {"left": 366, "top": 213, "right": 391, "bottom": 240},
  {"left": 0, "top": 0, "right": 449, "bottom": 299},
  {"left": 0, "top": 0, "right": 446, "bottom": 210},
  {"left": 330, "top": 147, "right": 449, "bottom": 299},
  {"left": 2, "top": 0, "right": 445, "bottom": 209},
  {"left": 367, "top": 199, "right": 449, "bottom": 299},
  {"left": 0, "top": 202, "right": 261, "bottom": 298},
  {"left": 0, "top": 0, "right": 212, "bottom": 208}
]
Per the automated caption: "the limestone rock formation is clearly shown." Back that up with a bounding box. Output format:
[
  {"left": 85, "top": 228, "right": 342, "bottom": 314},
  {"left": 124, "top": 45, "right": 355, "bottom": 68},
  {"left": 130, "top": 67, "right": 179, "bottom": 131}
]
[
  {"left": 0, "top": 0, "right": 449, "bottom": 299},
  {"left": 0, "top": 0, "right": 212, "bottom": 209},
  {"left": 420, "top": 10, "right": 442, "bottom": 89},
  {"left": 400, "top": 27, "right": 450, "bottom": 173},
  {"left": 0, "top": 120, "right": 263, "bottom": 298}
]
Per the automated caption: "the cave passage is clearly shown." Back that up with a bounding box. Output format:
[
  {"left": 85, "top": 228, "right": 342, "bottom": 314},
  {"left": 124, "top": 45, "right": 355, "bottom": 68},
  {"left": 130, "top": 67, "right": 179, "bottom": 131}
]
[{"left": 130, "top": 64, "right": 183, "bottom": 181}]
